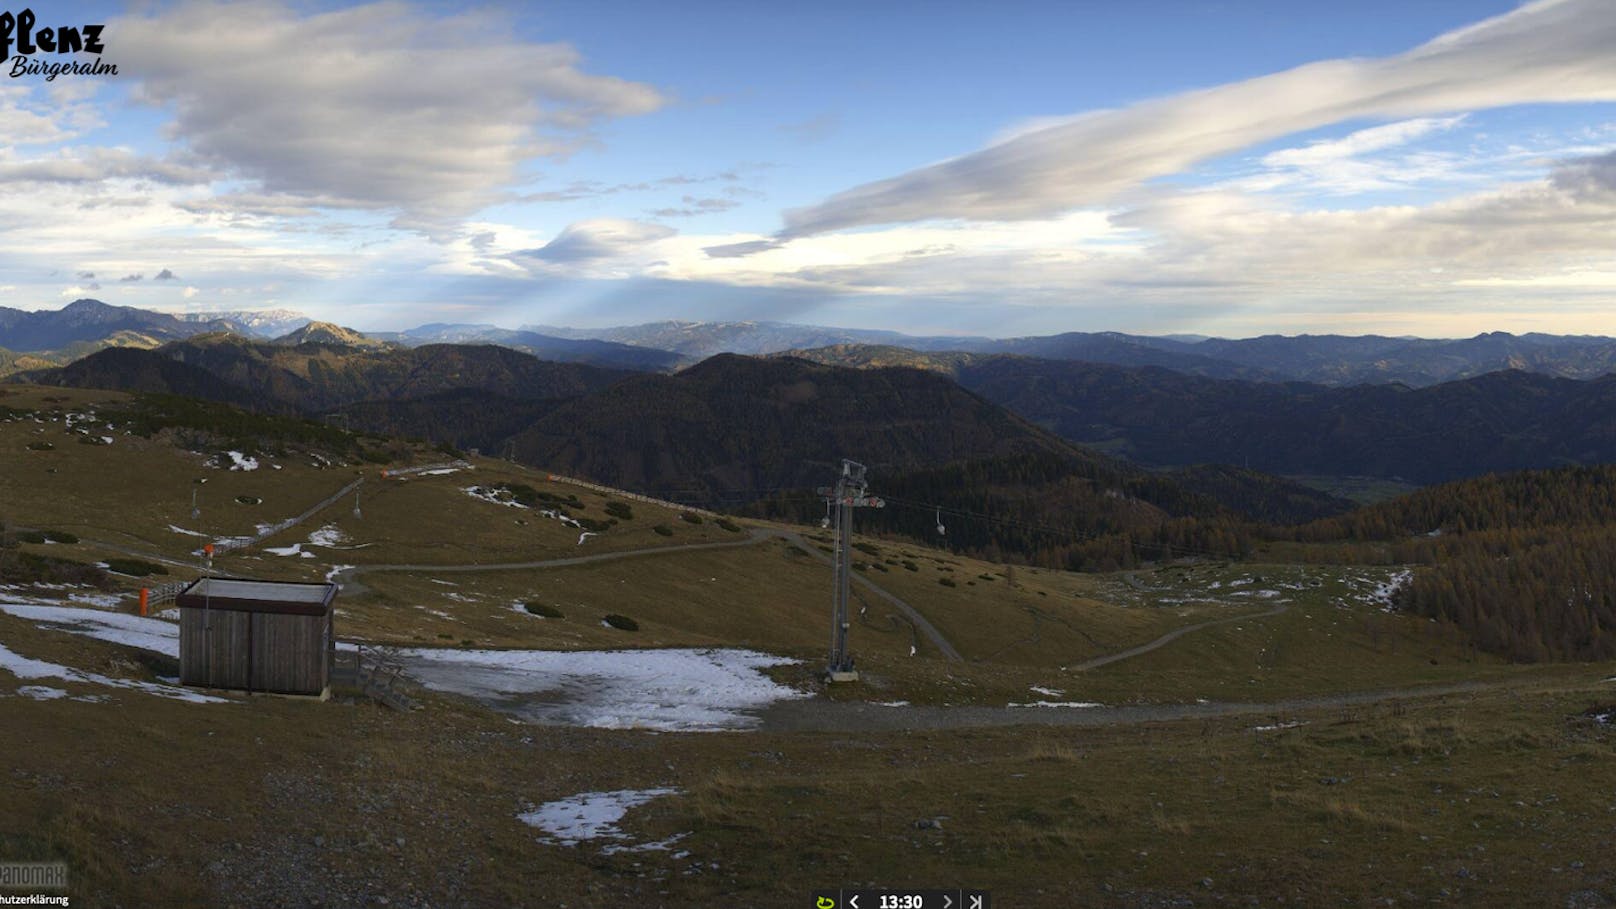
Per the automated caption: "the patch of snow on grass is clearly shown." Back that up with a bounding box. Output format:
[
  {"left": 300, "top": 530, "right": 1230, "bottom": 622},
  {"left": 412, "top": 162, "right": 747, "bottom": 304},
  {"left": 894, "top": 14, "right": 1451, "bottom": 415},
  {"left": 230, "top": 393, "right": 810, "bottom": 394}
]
[
  {"left": 463, "top": 486, "right": 526, "bottom": 508},
  {"left": 264, "top": 543, "right": 315, "bottom": 558},
  {"left": 519, "top": 788, "right": 679, "bottom": 847},
  {"left": 17, "top": 685, "right": 67, "bottom": 700},
  {"left": 0, "top": 641, "right": 226, "bottom": 703},
  {"left": 1030, "top": 686, "right": 1064, "bottom": 698},
  {"left": 0, "top": 604, "right": 180, "bottom": 657},
  {"left": 168, "top": 524, "right": 209, "bottom": 538},
  {"left": 307, "top": 525, "right": 349, "bottom": 547},
  {"left": 67, "top": 592, "right": 124, "bottom": 609},
  {"left": 397, "top": 646, "right": 807, "bottom": 731},
  {"left": 1009, "top": 700, "right": 1104, "bottom": 708},
  {"left": 1366, "top": 570, "right": 1413, "bottom": 611},
  {"left": 225, "top": 451, "right": 259, "bottom": 471},
  {"left": 1253, "top": 720, "right": 1308, "bottom": 732}
]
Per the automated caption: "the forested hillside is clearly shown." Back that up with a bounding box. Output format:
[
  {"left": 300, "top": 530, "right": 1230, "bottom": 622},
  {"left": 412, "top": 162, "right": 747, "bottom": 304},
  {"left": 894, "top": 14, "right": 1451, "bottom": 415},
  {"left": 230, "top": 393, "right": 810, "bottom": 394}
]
[{"left": 1283, "top": 465, "right": 1616, "bottom": 662}]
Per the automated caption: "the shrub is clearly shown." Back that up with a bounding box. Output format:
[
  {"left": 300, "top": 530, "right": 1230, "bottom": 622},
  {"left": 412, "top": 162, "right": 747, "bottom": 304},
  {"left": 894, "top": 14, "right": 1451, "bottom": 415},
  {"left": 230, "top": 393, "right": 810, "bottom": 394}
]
[
  {"left": 26, "top": 441, "right": 53, "bottom": 451},
  {"left": 679, "top": 512, "right": 703, "bottom": 524},
  {"left": 577, "top": 517, "right": 614, "bottom": 533},
  {"left": 105, "top": 558, "right": 168, "bottom": 577},
  {"left": 604, "top": 501, "right": 635, "bottom": 521},
  {"left": 500, "top": 483, "right": 541, "bottom": 507},
  {"left": 524, "top": 602, "right": 564, "bottom": 619},
  {"left": 978, "top": 574, "right": 996, "bottom": 581},
  {"left": 42, "top": 530, "right": 78, "bottom": 544},
  {"left": 652, "top": 524, "right": 674, "bottom": 537},
  {"left": 939, "top": 577, "right": 957, "bottom": 587},
  {"left": 235, "top": 495, "right": 262, "bottom": 505},
  {"left": 715, "top": 518, "right": 742, "bottom": 533},
  {"left": 902, "top": 560, "right": 919, "bottom": 572},
  {"left": 854, "top": 542, "right": 880, "bottom": 556},
  {"left": 15, "top": 530, "right": 46, "bottom": 544},
  {"left": 603, "top": 613, "right": 639, "bottom": 632}
]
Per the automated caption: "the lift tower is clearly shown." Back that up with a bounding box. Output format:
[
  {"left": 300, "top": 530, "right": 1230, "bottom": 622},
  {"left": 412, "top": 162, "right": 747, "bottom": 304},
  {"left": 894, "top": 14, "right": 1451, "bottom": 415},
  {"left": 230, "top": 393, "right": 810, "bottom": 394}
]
[{"left": 818, "top": 459, "right": 884, "bottom": 682}]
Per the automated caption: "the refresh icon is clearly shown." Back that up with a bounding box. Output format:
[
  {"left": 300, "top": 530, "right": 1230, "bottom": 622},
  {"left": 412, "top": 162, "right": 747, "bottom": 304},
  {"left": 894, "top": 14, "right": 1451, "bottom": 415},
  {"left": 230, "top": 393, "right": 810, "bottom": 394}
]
[{"left": 817, "top": 898, "right": 837, "bottom": 909}]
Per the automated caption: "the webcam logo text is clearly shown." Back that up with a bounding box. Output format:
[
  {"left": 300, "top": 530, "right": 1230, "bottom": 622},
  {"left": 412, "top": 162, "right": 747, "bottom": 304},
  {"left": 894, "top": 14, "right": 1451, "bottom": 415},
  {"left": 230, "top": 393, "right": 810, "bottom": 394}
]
[{"left": 2, "top": 8, "right": 118, "bottom": 81}]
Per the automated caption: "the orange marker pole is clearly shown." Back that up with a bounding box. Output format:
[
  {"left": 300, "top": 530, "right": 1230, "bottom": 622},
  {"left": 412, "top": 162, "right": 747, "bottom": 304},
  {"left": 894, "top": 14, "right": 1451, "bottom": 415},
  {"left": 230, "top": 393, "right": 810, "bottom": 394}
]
[{"left": 139, "top": 589, "right": 149, "bottom": 617}]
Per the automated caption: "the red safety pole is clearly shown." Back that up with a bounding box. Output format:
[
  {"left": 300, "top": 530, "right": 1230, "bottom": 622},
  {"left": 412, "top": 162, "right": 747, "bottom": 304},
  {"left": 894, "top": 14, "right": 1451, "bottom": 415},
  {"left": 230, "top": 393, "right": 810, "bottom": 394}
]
[{"left": 138, "top": 589, "right": 149, "bottom": 617}]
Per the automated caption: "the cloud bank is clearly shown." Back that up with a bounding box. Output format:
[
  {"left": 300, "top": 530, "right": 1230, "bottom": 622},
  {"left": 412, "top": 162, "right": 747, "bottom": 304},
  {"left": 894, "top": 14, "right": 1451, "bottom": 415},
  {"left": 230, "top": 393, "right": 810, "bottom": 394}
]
[{"left": 781, "top": 0, "right": 1616, "bottom": 237}]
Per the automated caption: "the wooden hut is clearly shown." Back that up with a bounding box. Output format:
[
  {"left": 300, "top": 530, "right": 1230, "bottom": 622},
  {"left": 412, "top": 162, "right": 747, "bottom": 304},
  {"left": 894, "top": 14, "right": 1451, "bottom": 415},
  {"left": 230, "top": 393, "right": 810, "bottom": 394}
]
[{"left": 177, "top": 578, "right": 337, "bottom": 696}]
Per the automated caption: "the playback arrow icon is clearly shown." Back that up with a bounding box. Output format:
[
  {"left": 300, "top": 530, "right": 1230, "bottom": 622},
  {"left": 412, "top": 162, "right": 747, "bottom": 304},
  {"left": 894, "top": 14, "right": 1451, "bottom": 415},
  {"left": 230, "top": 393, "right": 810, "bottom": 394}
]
[
  {"left": 942, "top": 896, "right": 953, "bottom": 909},
  {"left": 848, "top": 896, "right": 860, "bottom": 909}
]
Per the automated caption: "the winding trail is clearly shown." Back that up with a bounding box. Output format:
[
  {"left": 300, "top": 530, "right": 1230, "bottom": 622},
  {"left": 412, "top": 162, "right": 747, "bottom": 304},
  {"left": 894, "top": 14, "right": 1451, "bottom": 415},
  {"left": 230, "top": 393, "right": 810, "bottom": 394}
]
[
  {"left": 757, "top": 678, "right": 1506, "bottom": 733},
  {"left": 1065, "top": 604, "right": 1290, "bottom": 672}
]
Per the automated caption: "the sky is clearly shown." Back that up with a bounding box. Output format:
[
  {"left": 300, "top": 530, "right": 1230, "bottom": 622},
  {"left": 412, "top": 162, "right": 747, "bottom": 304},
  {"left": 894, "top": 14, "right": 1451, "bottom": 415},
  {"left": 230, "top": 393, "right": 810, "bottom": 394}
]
[{"left": 0, "top": 0, "right": 1613, "bottom": 338}]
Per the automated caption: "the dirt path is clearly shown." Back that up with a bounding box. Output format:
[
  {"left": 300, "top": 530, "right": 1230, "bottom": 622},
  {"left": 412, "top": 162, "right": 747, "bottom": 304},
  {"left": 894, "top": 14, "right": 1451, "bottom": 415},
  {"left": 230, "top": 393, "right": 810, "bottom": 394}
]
[
  {"left": 757, "top": 678, "right": 1503, "bottom": 733},
  {"left": 329, "top": 527, "right": 777, "bottom": 584},
  {"left": 1064, "top": 603, "right": 1290, "bottom": 672}
]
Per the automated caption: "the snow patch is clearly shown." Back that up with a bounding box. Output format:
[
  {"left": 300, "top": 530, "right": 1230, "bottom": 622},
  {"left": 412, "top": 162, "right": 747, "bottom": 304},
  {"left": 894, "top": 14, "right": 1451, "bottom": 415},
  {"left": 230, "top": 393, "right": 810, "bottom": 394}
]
[
  {"left": 519, "top": 788, "right": 679, "bottom": 847},
  {"left": 463, "top": 486, "right": 527, "bottom": 508},
  {"left": 168, "top": 524, "right": 209, "bottom": 538},
  {"left": 17, "top": 685, "right": 67, "bottom": 700},
  {"left": 1366, "top": 570, "right": 1413, "bottom": 611},
  {"left": 225, "top": 451, "right": 259, "bottom": 471},
  {"left": 397, "top": 646, "right": 806, "bottom": 731},
  {"left": 264, "top": 543, "right": 315, "bottom": 559},
  {"left": 0, "top": 641, "right": 226, "bottom": 703},
  {"left": 306, "top": 525, "right": 349, "bottom": 547},
  {"left": 0, "top": 603, "right": 180, "bottom": 657},
  {"left": 67, "top": 592, "right": 125, "bottom": 610},
  {"left": 1008, "top": 700, "right": 1104, "bottom": 709},
  {"left": 1030, "top": 686, "right": 1064, "bottom": 698},
  {"left": 1253, "top": 720, "right": 1309, "bottom": 733}
]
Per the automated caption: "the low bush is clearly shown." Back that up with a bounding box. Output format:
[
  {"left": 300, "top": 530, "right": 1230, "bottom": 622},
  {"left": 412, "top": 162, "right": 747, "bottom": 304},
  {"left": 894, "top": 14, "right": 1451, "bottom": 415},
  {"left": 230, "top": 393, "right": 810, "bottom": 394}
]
[
  {"left": 42, "top": 530, "right": 78, "bottom": 544},
  {"left": 524, "top": 602, "right": 564, "bottom": 619},
  {"left": 105, "top": 558, "right": 168, "bottom": 577},
  {"left": 603, "top": 613, "right": 639, "bottom": 632},
  {"left": 715, "top": 518, "right": 742, "bottom": 533},
  {"left": 652, "top": 524, "right": 674, "bottom": 537},
  {"left": 679, "top": 512, "right": 703, "bottom": 524},
  {"left": 604, "top": 501, "right": 635, "bottom": 521}
]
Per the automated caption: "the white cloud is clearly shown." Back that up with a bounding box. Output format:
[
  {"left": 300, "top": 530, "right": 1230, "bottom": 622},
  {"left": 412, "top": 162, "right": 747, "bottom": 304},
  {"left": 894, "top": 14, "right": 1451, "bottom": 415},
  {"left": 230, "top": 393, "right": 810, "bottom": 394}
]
[
  {"left": 114, "top": 1, "right": 666, "bottom": 238},
  {"left": 781, "top": 0, "right": 1616, "bottom": 237}
]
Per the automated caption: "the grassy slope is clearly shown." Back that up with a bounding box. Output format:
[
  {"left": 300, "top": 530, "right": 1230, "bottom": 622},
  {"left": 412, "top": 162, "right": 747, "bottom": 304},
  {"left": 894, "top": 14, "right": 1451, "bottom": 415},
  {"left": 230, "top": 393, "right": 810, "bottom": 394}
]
[{"left": 3, "top": 383, "right": 1615, "bottom": 907}]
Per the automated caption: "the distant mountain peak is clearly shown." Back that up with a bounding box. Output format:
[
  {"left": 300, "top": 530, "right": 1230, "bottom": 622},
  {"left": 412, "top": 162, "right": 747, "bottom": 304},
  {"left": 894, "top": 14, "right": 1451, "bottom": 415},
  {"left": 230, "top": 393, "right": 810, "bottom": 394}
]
[{"left": 273, "top": 321, "right": 380, "bottom": 347}]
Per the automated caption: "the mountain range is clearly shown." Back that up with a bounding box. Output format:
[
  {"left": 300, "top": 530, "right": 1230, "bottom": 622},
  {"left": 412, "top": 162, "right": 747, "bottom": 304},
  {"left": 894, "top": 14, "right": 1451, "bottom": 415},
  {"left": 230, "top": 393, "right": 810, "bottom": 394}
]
[{"left": 6, "top": 302, "right": 1616, "bottom": 388}]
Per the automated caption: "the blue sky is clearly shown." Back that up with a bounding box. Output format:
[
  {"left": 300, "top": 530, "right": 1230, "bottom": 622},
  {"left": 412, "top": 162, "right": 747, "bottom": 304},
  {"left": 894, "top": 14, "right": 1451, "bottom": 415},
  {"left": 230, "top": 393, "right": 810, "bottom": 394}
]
[{"left": 1, "top": 0, "right": 1613, "bottom": 337}]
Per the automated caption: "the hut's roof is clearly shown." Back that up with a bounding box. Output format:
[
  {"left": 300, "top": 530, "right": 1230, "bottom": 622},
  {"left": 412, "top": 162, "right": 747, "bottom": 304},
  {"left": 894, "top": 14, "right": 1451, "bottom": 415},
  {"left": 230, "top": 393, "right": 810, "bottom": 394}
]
[{"left": 176, "top": 578, "right": 336, "bottom": 615}]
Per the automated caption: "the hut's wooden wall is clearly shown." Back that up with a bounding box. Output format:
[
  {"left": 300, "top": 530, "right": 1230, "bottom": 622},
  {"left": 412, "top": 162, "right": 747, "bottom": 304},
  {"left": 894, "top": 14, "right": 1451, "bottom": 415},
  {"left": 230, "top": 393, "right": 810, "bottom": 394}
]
[{"left": 179, "top": 608, "right": 329, "bottom": 695}]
